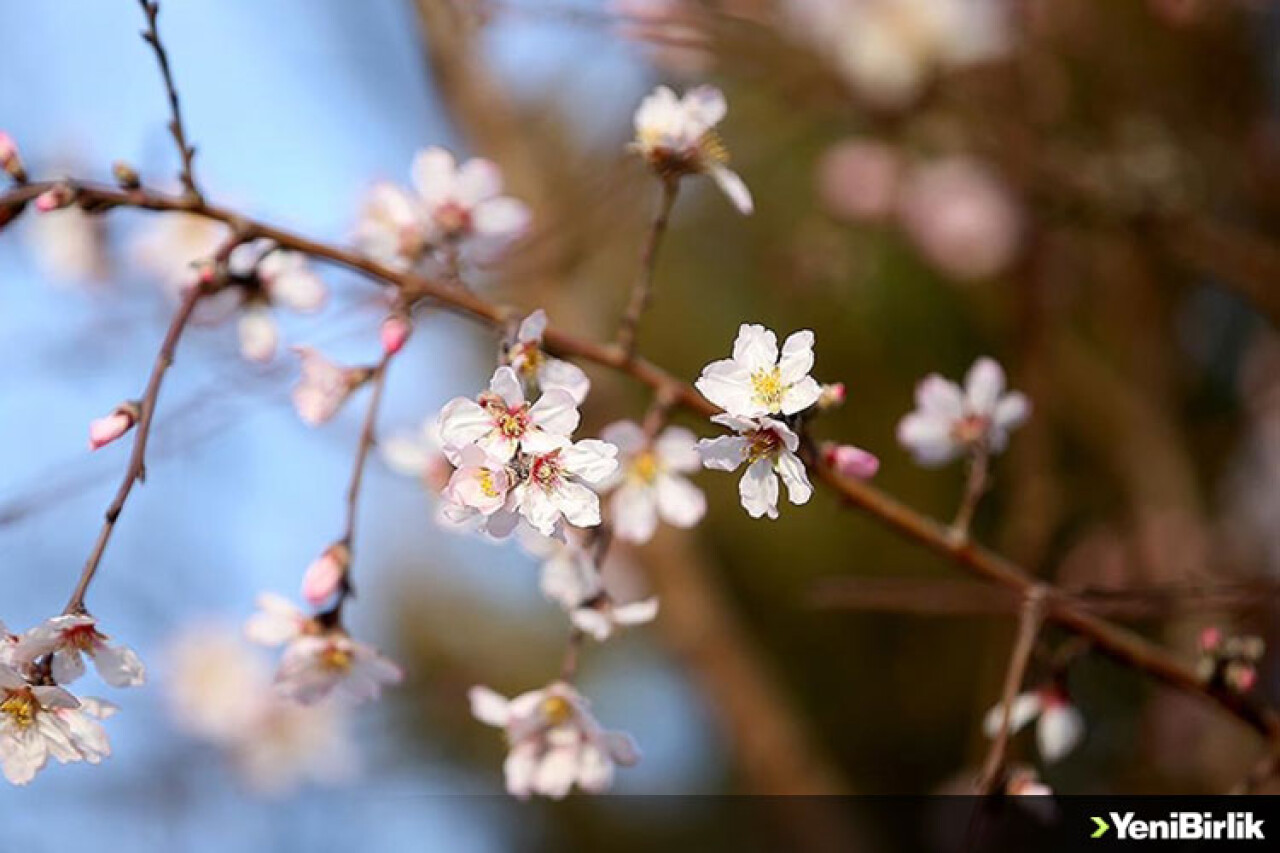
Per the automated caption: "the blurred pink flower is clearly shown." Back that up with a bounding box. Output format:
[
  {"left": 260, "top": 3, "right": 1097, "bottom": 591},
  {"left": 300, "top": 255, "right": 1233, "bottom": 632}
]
[{"left": 817, "top": 139, "right": 903, "bottom": 222}]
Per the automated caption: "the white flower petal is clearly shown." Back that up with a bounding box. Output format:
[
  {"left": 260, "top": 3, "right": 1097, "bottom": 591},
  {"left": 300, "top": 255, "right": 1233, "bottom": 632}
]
[
  {"left": 655, "top": 474, "right": 706, "bottom": 528},
  {"left": 1037, "top": 703, "right": 1084, "bottom": 763},
  {"left": 739, "top": 458, "right": 780, "bottom": 519},
  {"left": 697, "top": 435, "right": 747, "bottom": 471},
  {"left": 731, "top": 324, "right": 779, "bottom": 373},
  {"left": 611, "top": 483, "right": 660, "bottom": 544},
  {"left": 469, "top": 686, "right": 512, "bottom": 728},
  {"left": 775, "top": 450, "right": 813, "bottom": 506},
  {"left": 965, "top": 357, "right": 1007, "bottom": 416},
  {"left": 982, "top": 691, "right": 1043, "bottom": 738},
  {"left": 707, "top": 165, "right": 753, "bottom": 215}
]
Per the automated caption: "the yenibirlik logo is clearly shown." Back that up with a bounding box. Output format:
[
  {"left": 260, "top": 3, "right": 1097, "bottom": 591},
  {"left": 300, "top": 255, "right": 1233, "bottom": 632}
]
[{"left": 1090, "top": 812, "right": 1265, "bottom": 841}]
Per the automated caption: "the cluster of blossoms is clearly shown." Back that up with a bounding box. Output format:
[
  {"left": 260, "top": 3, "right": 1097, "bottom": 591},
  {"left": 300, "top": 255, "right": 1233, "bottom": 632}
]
[{"left": 0, "top": 613, "right": 143, "bottom": 784}]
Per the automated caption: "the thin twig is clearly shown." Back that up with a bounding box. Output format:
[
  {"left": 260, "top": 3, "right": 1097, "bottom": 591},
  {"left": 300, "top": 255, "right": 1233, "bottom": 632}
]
[
  {"left": 4, "top": 178, "right": 1277, "bottom": 747},
  {"left": 615, "top": 177, "right": 679, "bottom": 359},
  {"left": 977, "top": 586, "right": 1047, "bottom": 794},
  {"left": 136, "top": 0, "right": 201, "bottom": 199},
  {"left": 64, "top": 282, "right": 207, "bottom": 613},
  {"left": 951, "top": 445, "right": 990, "bottom": 543}
]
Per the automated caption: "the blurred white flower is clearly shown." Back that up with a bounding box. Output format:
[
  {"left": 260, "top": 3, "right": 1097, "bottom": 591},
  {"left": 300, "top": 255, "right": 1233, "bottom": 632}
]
[
  {"left": 355, "top": 183, "right": 428, "bottom": 270},
  {"left": 223, "top": 241, "right": 327, "bottom": 362},
  {"left": 571, "top": 597, "right": 659, "bottom": 642},
  {"left": 131, "top": 211, "right": 230, "bottom": 295},
  {"left": 469, "top": 681, "right": 640, "bottom": 798},
  {"left": 25, "top": 206, "right": 109, "bottom": 285},
  {"left": 696, "top": 324, "right": 823, "bottom": 419},
  {"left": 381, "top": 416, "right": 454, "bottom": 495},
  {"left": 983, "top": 687, "right": 1084, "bottom": 763},
  {"left": 600, "top": 420, "right": 705, "bottom": 544},
  {"left": 897, "top": 157, "right": 1022, "bottom": 281},
  {"left": 507, "top": 310, "right": 591, "bottom": 404},
  {"left": 632, "top": 85, "right": 753, "bottom": 214},
  {"left": 412, "top": 147, "right": 531, "bottom": 251},
  {"left": 698, "top": 415, "right": 812, "bottom": 519},
  {"left": 291, "top": 346, "right": 373, "bottom": 427},
  {"left": 15, "top": 614, "right": 144, "bottom": 688},
  {"left": 788, "top": 0, "right": 1011, "bottom": 107},
  {"left": 897, "top": 357, "right": 1030, "bottom": 466}
]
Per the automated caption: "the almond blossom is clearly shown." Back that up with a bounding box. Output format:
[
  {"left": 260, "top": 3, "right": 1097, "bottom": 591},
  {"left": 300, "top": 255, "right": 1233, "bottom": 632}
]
[
  {"left": 526, "top": 533, "right": 603, "bottom": 612},
  {"left": 983, "top": 686, "right": 1084, "bottom": 763},
  {"left": 469, "top": 681, "right": 640, "bottom": 799},
  {"left": 244, "top": 594, "right": 402, "bottom": 706},
  {"left": 131, "top": 211, "right": 230, "bottom": 295},
  {"left": 632, "top": 85, "right": 753, "bottom": 214},
  {"left": 0, "top": 665, "right": 80, "bottom": 785},
  {"left": 698, "top": 415, "right": 812, "bottom": 519},
  {"left": 51, "top": 697, "right": 117, "bottom": 767},
  {"left": 88, "top": 402, "right": 139, "bottom": 451},
  {"left": 291, "top": 346, "right": 374, "bottom": 427},
  {"left": 512, "top": 440, "right": 619, "bottom": 535},
  {"left": 14, "top": 614, "right": 145, "bottom": 688},
  {"left": 897, "top": 357, "right": 1030, "bottom": 466},
  {"left": 600, "top": 420, "right": 705, "bottom": 544},
  {"left": 355, "top": 183, "right": 428, "bottom": 270},
  {"left": 696, "top": 324, "right": 823, "bottom": 419},
  {"left": 506, "top": 310, "right": 591, "bottom": 404},
  {"left": 437, "top": 366, "right": 580, "bottom": 463},
  {"left": 380, "top": 416, "right": 454, "bottom": 494}
]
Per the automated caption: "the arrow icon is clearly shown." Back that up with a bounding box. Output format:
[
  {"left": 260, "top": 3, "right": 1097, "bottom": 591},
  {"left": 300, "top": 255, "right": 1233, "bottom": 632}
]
[{"left": 1091, "top": 816, "right": 1110, "bottom": 839}]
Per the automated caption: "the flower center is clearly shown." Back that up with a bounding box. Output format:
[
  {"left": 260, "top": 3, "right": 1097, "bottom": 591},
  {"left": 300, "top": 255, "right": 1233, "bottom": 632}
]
[
  {"left": 433, "top": 202, "right": 472, "bottom": 238},
  {"left": 509, "top": 342, "right": 544, "bottom": 377},
  {"left": 540, "top": 694, "right": 574, "bottom": 726},
  {"left": 750, "top": 366, "right": 785, "bottom": 411},
  {"left": 529, "top": 451, "right": 564, "bottom": 489},
  {"left": 482, "top": 397, "right": 530, "bottom": 439},
  {"left": 63, "top": 623, "right": 100, "bottom": 652},
  {"left": 476, "top": 470, "right": 501, "bottom": 499},
  {"left": 0, "top": 690, "right": 37, "bottom": 730},
  {"left": 630, "top": 451, "right": 660, "bottom": 485},
  {"left": 950, "top": 413, "right": 990, "bottom": 446},
  {"left": 746, "top": 429, "right": 782, "bottom": 463},
  {"left": 320, "top": 643, "right": 353, "bottom": 673}
]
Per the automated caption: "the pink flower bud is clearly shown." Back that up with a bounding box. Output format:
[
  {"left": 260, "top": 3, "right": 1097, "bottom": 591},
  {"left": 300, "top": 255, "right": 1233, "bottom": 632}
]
[
  {"left": 1232, "top": 665, "right": 1258, "bottom": 693},
  {"left": 818, "top": 382, "right": 846, "bottom": 410},
  {"left": 0, "top": 132, "right": 23, "bottom": 181},
  {"left": 380, "top": 314, "right": 411, "bottom": 355},
  {"left": 36, "top": 186, "right": 74, "bottom": 213},
  {"left": 302, "top": 542, "right": 350, "bottom": 607},
  {"left": 823, "top": 443, "right": 879, "bottom": 480},
  {"left": 1199, "top": 627, "right": 1222, "bottom": 653},
  {"left": 88, "top": 403, "right": 140, "bottom": 451}
]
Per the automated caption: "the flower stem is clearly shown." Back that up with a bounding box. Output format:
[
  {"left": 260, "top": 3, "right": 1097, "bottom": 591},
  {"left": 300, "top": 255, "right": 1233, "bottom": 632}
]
[
  {"left": 951, "top": 445, "right": 990, "bottom": 543},
  {"left": 615, "top": 177, "right": 679, "bottom": 360}
]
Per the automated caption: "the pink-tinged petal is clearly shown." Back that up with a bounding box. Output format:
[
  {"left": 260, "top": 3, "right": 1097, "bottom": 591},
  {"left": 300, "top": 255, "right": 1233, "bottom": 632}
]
[
  {"left": 697, "top": 435, "right": 747, "bottom": 471},
  {"left": 654, "top": 426, "right": 701, "bottom": 473},
  {"left": 601, "top": 420, "right": 647, "bottom": 456},
  {"left": 469, "top": 686, "right": 512, "bottom": 728},
  {"left": 503, "top": 742, "right": 539, "bottom": 799},
  {"left": 695, "top": 359, "right": 755, "bottom": 415},
  {"left": 517, "top": 485, "right": 563, "bottom": 536},
  {"left": 532, "top": 745, "right": 578, "bottom": 799},
  {"left": 916, "top": 374, "right": 965, "bottom": 418},
  {"left": 437, "top": 397, "right": 494, "bottom": 452},
  {"left": 237, "top": 307, "right": 278, "bottom": 363},
  {"left": 965, "top": 357, "right": 1007, "bottom": 416},
  {"left": 1037, "top": 704, "right": 1084, "bottom": 763},
  {"left": 539, "top": 358, "right": 590, "bottom": 405},
  {"left": 994, "top": 391, "right": 1031, "bottom": 432},
  {"left": 983, "top": 691, "right": 1043, "bottom": 738},
  {"left": 707, "top": 165, "right": 753, "bottom": 215},
  {"left": 897, "top": 412, "right": 960, "bottom": 466},
  {"left": 528, "top": 388, "right": 580, "bottom": 438},
  {"left": 824, "top": 444, "right": 880, "bottom": 480},
  {"left": 739, "top": 458, "right": 780, "bottom": 519},
  {"left": 380, "top": 314, "right": 412, "bottom": 355},
  {"left": 775, "top": 450, "right": 812, "bottom": 506},
  {"left": 33, "top": 684, "right": 79, "bottom": 709},
  {"left": 489, "top": 365, "right": 526, "bottom": 407},
  {"left": 576, "top": 743, "right": 615, "bottom": 793},
  {"left": 683, "top": 85, "right": 727, "bottom": 131},
  {"left": 779, "top": 376, "right": 823, "bottom": 416},
  {"left": 454, "top": 158, "right": 504, "bottom": 206},
  {"left": 0, "top": 665, "right": 26, "bottom": 690},
  {"left": 761, "top": 418, "right": 801, "bottom": 453},
  {"left": 612, "top": 598, "right": 659, "bottom": 627},
  {"left": 411, "top": 146, "right": 458, "bottom": 207},
  {"left": 731, "top": 324, "right": 779, "bottom": 373},
  {"left": 777, "top": 330, "right": 815, "bottom": 384},
  {"left": 517, "top": 309, "right": 547, "bottom": 343},
  {"left": 91, "top": 643, "right": 146, "bottom": 688},
  {"left": 611, "top": 483, "right": 660, "bottom": 544},
  {"left": 473, "top": 197, "right": 531, "bottom": 239},
  {"left": 50, "top": 648, "right": 86, "bottom": 685},
  {"left": 560, "top": 439, "right": 618, "bottom": 483},
  {"left": 655, "top": 474, "right": 706, "bottom": 528},
  {"left": 555, "top": 482, "right": 603, "bottom": 529}
]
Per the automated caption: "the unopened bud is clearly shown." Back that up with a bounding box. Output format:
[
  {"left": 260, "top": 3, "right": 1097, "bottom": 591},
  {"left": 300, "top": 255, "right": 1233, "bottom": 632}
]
[
  {"left": 35, "top": 184, "right": 74, "bottom": 213},
  {"left": 822, "top": 442, "right": 879, "bottom": 480},
  {"left": 380, "top": 313, "right": 412, "bottom": 355},
  {"left": 1226, "top": 661, "right": 1258, "bottom": 693},
  {"left": 112, "top": 161, "right": 141, "bottom": 191},
  {"left": 0, "top": 132, "right": 26, "bottom": 183},
  {"left": 88, "top": 402, "right": 141, "bottom": 450},
  {"left": 818, "top": 382, "right": 846, "bottom": 411},
  {"left": 1199, "top": 626, "right": 1222, "bottom": 653},
  {"left": 302, "top": 542, "right": 350, "bottom": 607}
]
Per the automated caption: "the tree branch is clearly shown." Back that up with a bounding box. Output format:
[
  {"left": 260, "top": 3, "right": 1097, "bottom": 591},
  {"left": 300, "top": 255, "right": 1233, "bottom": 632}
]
[
  {"left": 977, "top": 586, "right": 1046, "bottom": 793},
  {"left": 136, "top": 0, "right": 201, "bottom": 200}
]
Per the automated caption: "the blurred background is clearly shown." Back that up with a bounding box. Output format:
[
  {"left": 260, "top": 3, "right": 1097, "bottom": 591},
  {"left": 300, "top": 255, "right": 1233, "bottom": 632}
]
[{"left": 3, "top": 0, "right": 1280, "bottom": 849}]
